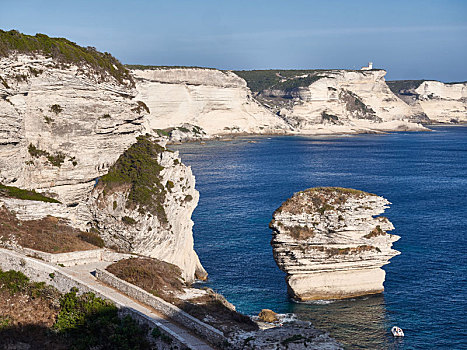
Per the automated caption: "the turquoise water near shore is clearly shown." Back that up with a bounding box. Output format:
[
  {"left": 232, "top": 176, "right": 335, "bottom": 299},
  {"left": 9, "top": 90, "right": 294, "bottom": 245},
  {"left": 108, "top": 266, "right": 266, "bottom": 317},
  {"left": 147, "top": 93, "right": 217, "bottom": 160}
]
[{"left": 173, "top": 126, "right": 467, "bottom": 349}]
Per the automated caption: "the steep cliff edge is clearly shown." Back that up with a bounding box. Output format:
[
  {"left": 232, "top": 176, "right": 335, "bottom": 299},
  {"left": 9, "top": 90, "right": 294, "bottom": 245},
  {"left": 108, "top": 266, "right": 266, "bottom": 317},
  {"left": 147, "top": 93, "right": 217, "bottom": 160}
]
[
  {"left": 270, "top": 187, "right": 400, "bottom": 301},
  {"left": 236, "top": 69, "right": 429, "bottom": 134},
  {"left": 388, "top": 80, "right": 467, "bottom": 123},
  {"left": 131, "top": 66, "right": 291, "bottom": 136},
  {"left": 88, "top": 135, "right": 207, "bottom": 281},
  {"left": 0, "top": 31, "right": 205, "bottom": 282}
]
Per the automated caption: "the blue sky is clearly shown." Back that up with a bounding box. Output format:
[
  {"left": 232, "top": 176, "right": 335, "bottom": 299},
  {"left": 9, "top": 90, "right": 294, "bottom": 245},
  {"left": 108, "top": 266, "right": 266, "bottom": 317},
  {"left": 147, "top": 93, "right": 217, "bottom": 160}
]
[{"left": 1, "top": 0, "right": 466, "bottom": 81}]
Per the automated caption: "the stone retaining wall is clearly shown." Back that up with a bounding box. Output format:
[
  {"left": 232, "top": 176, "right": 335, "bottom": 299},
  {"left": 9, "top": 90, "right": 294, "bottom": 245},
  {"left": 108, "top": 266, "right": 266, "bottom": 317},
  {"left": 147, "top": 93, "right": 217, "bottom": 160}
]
[
  {"left": 0, "top": 248, "right": 191, "bottom": 350},
  {"left": 18, "top": 247, "right": 134, "bottom": 267},
  {"left": 96, "top": 268, "right": 225, "bottom": 347}
]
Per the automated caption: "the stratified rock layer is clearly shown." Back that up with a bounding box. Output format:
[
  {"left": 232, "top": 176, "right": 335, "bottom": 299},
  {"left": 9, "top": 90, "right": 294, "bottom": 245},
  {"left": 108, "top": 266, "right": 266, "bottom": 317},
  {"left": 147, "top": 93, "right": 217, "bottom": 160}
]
[
  {"left": 260, "top": 70, "right": 429, "bottom": 133},
  {"left": 388, "top": 80, "right": 467, "bottom": 124},
  {"left": 133, "top": 68, "right": 290, "bottom": 135},
  {"left": 270, "top": 187, "right": 400, "bottom": 301},
  {"left": 0, "top": 54, "right": 206, "bottom": 282}
]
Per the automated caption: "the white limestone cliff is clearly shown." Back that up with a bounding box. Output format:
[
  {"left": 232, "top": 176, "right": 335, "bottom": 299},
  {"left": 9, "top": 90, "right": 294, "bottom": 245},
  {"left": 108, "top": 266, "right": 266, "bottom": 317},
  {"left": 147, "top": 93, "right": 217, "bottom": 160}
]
[
  {"left": 0, "top": 54, "right": 144, "bottom": 204},
  {"left": 132, "top": 68, "right": 291, "bottom": 135},
  {"left": 87, "top": 140, "right": 207, "bottom": 282},
  {"left": 270, "top": 187, "right": 400, "bottom": 301},
  {"left": 388, "top": 80, "right": 467, "bottom": 123},
  {"left": 0, "top": 54, "right": 206, "bottom": 281},
  {"left": 414, "top": 81, "right": 466, "bottom": 123},
  {"left": 260, "top": 70, "right": 429, "bottom": 134}
]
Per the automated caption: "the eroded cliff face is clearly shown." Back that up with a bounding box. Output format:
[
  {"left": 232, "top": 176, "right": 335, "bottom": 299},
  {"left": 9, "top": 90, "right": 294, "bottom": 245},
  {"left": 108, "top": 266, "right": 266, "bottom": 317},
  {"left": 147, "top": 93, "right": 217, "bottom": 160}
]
[
  {"left": 0, "top": 54, "right": 206, "bottom": 282},
  {"left": 0, "top": 54, "right": 144, "bottom": 204},
  {"left": 132, "top": 68, "right": 291, "bottom": 135},
  {"left": 258, "top": 70, "right": 428, "bottom": 134},
  {"left": 270, "top": 187, "right": 400, "bottom": 301},
  {"left": 88, "top": 136, "right": 207, "bottom": 282},
  {"left": 390, "top": 81, "right": 467, "bottom": 123}
]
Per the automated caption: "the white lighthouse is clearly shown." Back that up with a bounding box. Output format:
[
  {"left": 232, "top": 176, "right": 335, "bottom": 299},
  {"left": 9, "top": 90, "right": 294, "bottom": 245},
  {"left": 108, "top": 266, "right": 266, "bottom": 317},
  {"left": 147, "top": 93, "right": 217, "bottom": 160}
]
[{"left": 361, "top": 62, "right": 373, "bottom": 70}]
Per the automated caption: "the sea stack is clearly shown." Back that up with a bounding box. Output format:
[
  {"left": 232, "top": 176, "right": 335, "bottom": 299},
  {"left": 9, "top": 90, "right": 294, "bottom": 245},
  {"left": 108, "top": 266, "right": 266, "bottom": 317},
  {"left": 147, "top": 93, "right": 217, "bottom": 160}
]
[{"left": 270, "top": 187, "right": 400, "bottom": 301}]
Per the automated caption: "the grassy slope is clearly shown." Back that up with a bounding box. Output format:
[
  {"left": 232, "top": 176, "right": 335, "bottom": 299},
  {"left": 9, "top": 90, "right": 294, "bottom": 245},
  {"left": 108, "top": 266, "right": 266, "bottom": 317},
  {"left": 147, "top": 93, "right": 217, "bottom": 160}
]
[
  {"left": 106, "top": 258, "right": 258, "bottom": 333},
  {"left": 0, "top": 207, "right": 102, "bottom": 253},
  {"left": 0, "top": 29, "right": 133, "bottom": 86},
  {"left": 0, "top": 183, "right": 60, "bottom": 203}
]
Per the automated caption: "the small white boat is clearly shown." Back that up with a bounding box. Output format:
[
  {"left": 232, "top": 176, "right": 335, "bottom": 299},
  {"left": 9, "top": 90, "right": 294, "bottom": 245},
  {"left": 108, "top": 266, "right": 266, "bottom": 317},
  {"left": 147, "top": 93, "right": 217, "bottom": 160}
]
[{"left": 391, "top": 326, "right": 404, "bottom": 337}]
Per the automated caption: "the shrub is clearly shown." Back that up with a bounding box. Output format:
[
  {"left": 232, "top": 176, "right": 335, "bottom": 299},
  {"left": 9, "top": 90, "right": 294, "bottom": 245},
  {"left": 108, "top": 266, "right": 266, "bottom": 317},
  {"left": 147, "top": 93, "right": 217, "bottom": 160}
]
[
  {"left": 99, "top": 135, "right": 168, "bottom": 223},
  {"left": 0, "top": 183, "right": 60, "bottom": 203},
  {"left": 78, "top": 231, "right": 105, "bottom": 248},
  {"left": 28, "top": 144, "right": 66, "bottom": 167},
  {"left": 132, "top": 101, "right": 150, "bottom": 114},
  {"left": 166, "top": 180, "right": 174, "bottom": 190},
  {"left": 54, "top": 288, "right": 151, "bottom": 349},
  {"left": 122, "top": 216, "right": 136, "bottom": 225},
  {"left": 0, "top": 269, "right": 30, "bottom": 295},
  {"left": 154, "top": 128, "right": 170, "bottom": 137},
  {"left": 364, "top": 225, "right": 386, "bottom": 239},
  {"left": 0, "top": 30, "right": 134, "bottom": 87},
  {"left": 284, "top": 225, "right": 314, "bottom": 240},
  {"left": 28, "top": 144, "right": 48, "bottom": 158},
  {"left": 50, "top": 104, "right": 62, "bottom": 114},
  {"left": 0, "top": 207, "right": 99, "bottom": 253},
  {"left": 234, "top": 69, "right": 329, "bottom": 92},
  {"left": 318, "top": 204, "right": 335, "bottom": 215}
]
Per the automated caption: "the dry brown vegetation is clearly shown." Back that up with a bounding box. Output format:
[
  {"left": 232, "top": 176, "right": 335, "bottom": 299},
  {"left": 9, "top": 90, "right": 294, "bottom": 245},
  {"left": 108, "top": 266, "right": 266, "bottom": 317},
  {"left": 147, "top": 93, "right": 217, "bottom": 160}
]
[
  {"left": 0, "top": 207, "right": 99, "bottom": 253},
  {"left": 364, "top": 225, "right": 386, "bottom": 239},
  {"left": 311, "top": 244, "right": 380, "bottom": 256},
  {"left": 284, "top": 225, "right": 315, "bottom": 240},
  {"left": 106, "top": 258, "right": 258, "bottom": 334},
  {"left": 0, "top": 282, "right": 67, "bottom": 349},
  {"left": 106, "top": 257, "right": 184, "bottom": 300},
  {"left": 0, "top": 269, "right": 151, "bottom": 349},
  {"left": 277, "top": 187, "right": 375, "bottom": 215}
]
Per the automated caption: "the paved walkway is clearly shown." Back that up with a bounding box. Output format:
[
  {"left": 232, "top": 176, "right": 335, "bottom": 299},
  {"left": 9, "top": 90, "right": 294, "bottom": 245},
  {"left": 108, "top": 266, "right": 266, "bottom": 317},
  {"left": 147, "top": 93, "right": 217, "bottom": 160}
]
[{"left": 63, "top": 262, "right": 215, "bottom": 350}]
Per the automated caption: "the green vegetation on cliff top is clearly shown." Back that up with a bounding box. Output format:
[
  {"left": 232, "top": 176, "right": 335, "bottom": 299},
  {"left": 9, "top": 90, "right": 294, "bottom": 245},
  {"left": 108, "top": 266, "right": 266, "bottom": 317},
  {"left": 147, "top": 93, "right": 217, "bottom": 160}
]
[
  {"left": 0, "top": 183, "right": 60, "bottom": 203},
  {"left": 100, "top": 135, "right": 168, "bottom": 223},
  {"left": 386, "top": 80, "right": 425, "bottom": 94},
  {"left": 126, "top": 64, "right": 217, "bottom": 70},
  {"left": 234, "top": 69, "right": 381, "bottom": 93},
  {"left": 0, "top": 29, "right": 133, "bottom": 86}
]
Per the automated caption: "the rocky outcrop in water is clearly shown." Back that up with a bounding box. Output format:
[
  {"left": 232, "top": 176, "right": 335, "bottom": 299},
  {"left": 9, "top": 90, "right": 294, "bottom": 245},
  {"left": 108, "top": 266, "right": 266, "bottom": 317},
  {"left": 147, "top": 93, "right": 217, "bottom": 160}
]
[{"left": 270, "top": 187, "right": 400, "bottom": 301}]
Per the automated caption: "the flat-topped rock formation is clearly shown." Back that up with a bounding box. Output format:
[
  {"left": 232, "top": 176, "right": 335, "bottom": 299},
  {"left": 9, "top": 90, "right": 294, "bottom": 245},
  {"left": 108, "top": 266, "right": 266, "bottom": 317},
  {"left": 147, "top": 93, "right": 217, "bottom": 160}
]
[
  {"left": 132, "top": 67, "right": 291, "bottom": 136},
  {"left": 237, "top": 69, "right": 430, "bottom": 134},
  {"left": 270, "top": 187, "right": 400, "bottom": 301}
]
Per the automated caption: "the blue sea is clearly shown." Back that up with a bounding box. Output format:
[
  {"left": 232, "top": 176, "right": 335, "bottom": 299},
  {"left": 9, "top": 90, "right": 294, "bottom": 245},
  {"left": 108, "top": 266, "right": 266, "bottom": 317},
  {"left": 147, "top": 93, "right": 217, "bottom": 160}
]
[{"left": 173, "top": 125, "right": 467, "bottom": 349}]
